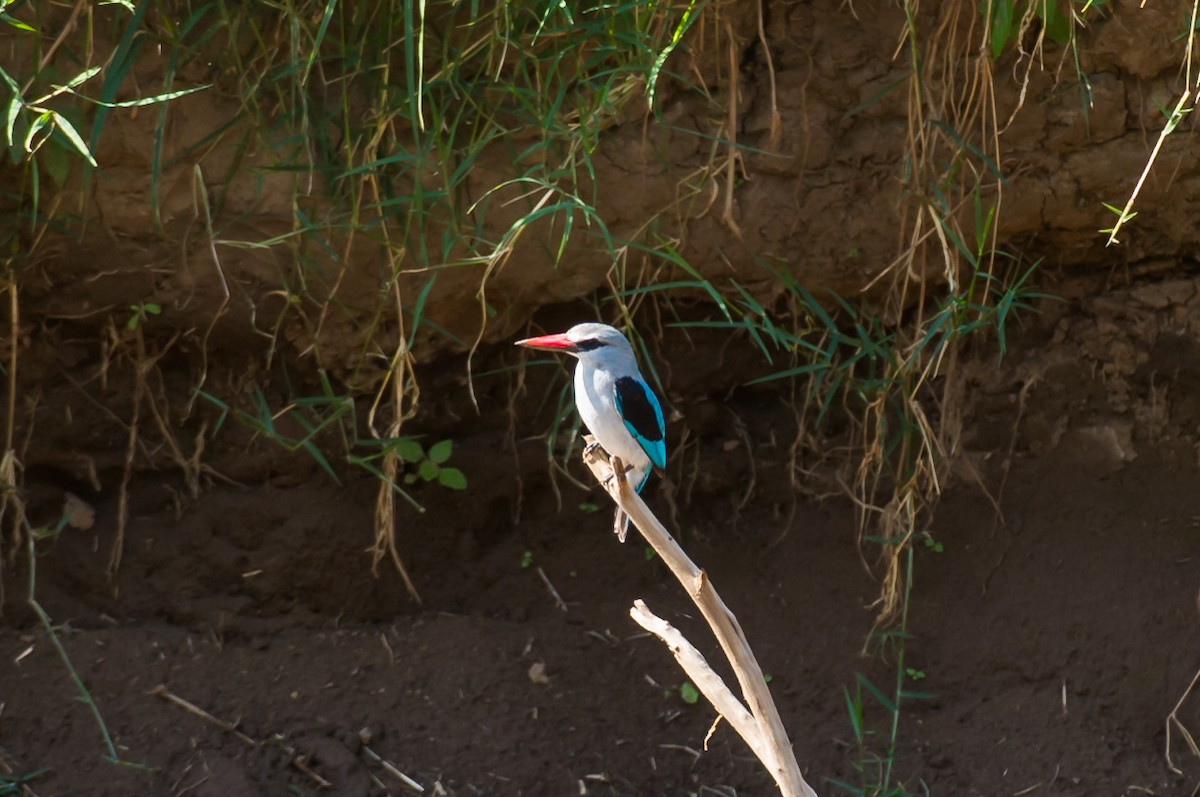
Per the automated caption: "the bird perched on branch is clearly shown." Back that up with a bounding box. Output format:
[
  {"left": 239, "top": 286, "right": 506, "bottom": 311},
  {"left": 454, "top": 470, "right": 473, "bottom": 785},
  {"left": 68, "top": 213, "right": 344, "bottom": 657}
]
[{"left": 516, "top": 323, "right": 666, "bottom": 541}]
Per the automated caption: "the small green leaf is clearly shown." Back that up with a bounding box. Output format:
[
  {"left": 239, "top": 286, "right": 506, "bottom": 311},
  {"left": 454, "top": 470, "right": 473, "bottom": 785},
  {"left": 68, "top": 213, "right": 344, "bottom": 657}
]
[
  {"left": 428, "top": 439, "right": 453, "bottom": 464},
  {"left": 520, "top": 550, "right": 534, "bottom": 569},
  {"left": 58, "top": 66, "right": 102, "bottom": 93},
  {"left": 578, "top": 502, "right": 599, "bottom": 514},
  {"left": 418, "top": 459, "right": 438, "bottom": 481},
  {"left": 1, "top": 12, "right": 36, "bottom": 31},
  {"left": 437, "top": 467, "right": 467, "bottom": 490},
  {"left": 0, "top": 65, "right": 23, "bottom": 96},
  {"left": 5, "top": 96, "right": 19, "bottom": 147},
  {"left": 71, "top": 82, "right": 210, "bottom": 108},
  {"left": 23, "top": 110, "right": 50, "bottom": 152},
  {"left": 990, "top": 0, "right": 1013, "bottom": 59},
  {"left": 392, "top": 439, "right": 423, "bottom": 462},
  {"left": 49, "top": 112, "right": 96, "bottom": 167},
  {"left": 679, "top": 682, "right": 700, "bottom": 705},
  {"left": 644, "top": 546, "right": 656, "bottom": 561},
  {"left": 403, "top": 473, "right": 418, "bottom": 485}
]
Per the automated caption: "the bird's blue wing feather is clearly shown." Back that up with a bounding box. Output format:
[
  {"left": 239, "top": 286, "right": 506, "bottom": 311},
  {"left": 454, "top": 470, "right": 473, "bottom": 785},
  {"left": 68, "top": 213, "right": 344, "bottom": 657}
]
[{"left": 613, "top": 375, "right": 667, "bottom": 471}]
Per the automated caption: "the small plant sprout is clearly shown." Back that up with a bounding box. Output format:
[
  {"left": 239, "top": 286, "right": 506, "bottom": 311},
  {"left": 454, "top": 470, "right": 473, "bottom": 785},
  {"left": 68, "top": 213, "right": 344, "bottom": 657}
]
[
  {"left": 520, "top": 550, "right": 534, "bottom": 569},
  {"left": 920, "top": 532, "right": 944, "bottom": 554},
  {"left": 403, "top": 439, "right": 467, "bottom": 490},
  {"left": 678, "top": 681, "right": 700, "bottom": 705},
  {"left": 663, "top": 681, "right": 701, "bottom": 705},
  {"left": 126, "top": 301, "right": 161, "bottom": 331}
]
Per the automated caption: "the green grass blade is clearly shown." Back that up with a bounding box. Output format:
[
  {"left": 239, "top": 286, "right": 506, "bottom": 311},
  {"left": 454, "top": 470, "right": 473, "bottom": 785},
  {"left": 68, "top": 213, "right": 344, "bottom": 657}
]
[
  {"left": 856, "top": 673, "right": 899, "bottom": 715},
  {"left": 50, "top": 113, "right": 97, "bottom": 167},
  {"left": 87, "top": 0, "right": 151, "bottom": 156}
]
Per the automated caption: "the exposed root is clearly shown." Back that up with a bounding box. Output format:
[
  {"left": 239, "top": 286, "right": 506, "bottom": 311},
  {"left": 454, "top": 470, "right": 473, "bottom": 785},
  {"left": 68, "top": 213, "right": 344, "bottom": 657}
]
[
  {"left": 366, "top": 263, "right": 421, "bottom": 604},
  {"left": 109, "top": 326, "right": 179, "bottom": 580},
  {"left": 1166, "top": 661, "right": 1200, "bottom": 775},
  {"left": 371, "top": 450, "right": 421, "bottom": 604}
]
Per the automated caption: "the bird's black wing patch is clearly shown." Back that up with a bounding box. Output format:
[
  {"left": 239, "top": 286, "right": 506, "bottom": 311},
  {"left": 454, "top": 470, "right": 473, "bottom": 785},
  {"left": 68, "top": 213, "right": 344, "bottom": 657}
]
[{"left": 614, "top": 377, "right": 663, "bottom": 443}]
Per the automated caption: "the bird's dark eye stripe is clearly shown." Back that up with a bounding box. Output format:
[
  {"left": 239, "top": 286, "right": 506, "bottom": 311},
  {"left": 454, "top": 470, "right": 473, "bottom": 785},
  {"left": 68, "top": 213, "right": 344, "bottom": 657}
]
[{"left": 574, "top": 339, "right": 607, "bottom": 351}]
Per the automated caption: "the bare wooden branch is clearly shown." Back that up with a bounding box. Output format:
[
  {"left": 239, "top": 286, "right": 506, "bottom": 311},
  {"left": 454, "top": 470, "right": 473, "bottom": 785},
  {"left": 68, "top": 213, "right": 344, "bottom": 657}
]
[
  {"left": 629, "top": 600, "right": 765, "bottom": 761},
  {"left": 583, "top": 447, "right": 818, "bottom": 797}
]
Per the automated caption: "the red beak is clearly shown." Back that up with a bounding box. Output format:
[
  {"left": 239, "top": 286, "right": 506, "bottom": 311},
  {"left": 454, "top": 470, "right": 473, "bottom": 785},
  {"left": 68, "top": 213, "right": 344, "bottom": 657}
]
[{"left": 515, "top": 332, "right": 576, "bottom": 352}]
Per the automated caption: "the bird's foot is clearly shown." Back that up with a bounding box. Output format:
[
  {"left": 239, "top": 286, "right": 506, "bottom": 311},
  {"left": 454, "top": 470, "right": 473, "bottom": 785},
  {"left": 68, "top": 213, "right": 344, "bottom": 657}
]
[{"left": 601, "top": 456, "right": 631, "bottom": 490}]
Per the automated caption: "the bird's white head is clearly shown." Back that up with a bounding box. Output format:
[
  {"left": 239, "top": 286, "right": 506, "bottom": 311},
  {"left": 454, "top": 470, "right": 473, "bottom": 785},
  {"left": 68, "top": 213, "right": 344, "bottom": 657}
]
[{"left": 515, "top": 323, "right": 637, "bottom": 364}]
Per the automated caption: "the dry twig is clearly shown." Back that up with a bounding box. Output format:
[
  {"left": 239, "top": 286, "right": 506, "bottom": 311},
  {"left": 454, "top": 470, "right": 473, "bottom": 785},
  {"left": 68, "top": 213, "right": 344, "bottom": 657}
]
[
  {"left": 151, "top": 685, "right": 333, "bottom": 789},
  {"left": 1166, "top": 664, "right": 1200, "bottom": 774},
  {"left": 581, "top": 445, "right": 817, "bottom": 797}
]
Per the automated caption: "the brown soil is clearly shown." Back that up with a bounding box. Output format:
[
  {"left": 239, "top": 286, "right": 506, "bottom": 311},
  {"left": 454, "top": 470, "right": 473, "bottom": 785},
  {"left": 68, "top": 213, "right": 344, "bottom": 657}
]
[{"left": 5, "top": 286, "right": 1200, "bottom": 797}]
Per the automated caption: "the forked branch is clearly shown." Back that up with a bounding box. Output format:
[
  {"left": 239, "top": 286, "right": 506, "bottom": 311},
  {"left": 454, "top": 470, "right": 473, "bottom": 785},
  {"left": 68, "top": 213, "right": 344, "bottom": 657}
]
[{"left": 582, "top": 445, "right": 818, "bottom": 797}]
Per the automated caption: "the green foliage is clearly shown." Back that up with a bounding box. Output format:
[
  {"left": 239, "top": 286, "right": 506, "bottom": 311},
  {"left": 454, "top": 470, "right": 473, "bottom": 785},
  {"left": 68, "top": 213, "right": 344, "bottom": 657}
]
[
  {"left": 403, "top": 439, "right": 468, "bottom": 491},
  {"left": 23, "top": 515, "right": 149, "bottom": 771},
  {"left": 669, "top": 228, "right": 1046, "bottom": 481},
  {"left": 1, "top": 0, "right": 705, "bottom": 528},
  {"left": 830, "top": 550, "right": 931, "bottom": 797},
  {"left": 663, "top": 681, "right": 700, "bottom": 705},
  {"left": 199, "top": 377, "right": 467, "bottom": 508},
  {"left": 125, "top": 301, "right": 161, "bottom": 331},
  {"left": 0, "top": 6, "right": 207, "bottom": 184},
  {"left": 1, "top": 63, "right": 99, "bottom": 170},
  {"left": 0, "top": 766, "right": 51, "bottom": 795},
  {"left": 168, "top": 0, "right": 701, "bottom": 295},
  {"left": 988, "top": 1, "right": 1070, "bottom": 58},
  {"left": 678, "top": 681, "right": 700, "bottom": 705},
  {"left": 985, "top": 1, "right": 1114, "bottom": 60}
]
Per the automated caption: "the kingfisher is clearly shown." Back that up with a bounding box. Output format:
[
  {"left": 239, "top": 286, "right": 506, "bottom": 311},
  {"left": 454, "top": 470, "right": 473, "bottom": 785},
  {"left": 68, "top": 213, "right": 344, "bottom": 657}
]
[{"left": 516, "top": 323, "right": 667, "bottom": 541}]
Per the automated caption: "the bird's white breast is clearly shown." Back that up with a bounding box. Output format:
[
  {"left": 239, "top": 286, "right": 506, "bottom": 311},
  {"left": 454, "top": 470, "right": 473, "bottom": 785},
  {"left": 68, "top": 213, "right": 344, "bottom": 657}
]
[{"left": 574, "top": 361, "right": 652, "bottom": 481}]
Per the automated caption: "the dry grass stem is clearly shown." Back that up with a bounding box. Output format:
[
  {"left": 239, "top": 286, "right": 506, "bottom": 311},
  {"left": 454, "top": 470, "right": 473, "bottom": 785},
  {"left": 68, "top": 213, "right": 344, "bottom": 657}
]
[
  {"left": 367, "top": 269, "right": 421, "bottom": 603},
  {"left": 1105, "top": 89, "right": 1193, "bottom": 247},
  {"left": 151, "top": 684, "right": 259, "bottom": 747},
  {"left": 110, "top": 334, "right": 145, "bottom": 579},
  {"left": 152, "top": 684, "right": 333, "bottom": 788},
  {"left": 535, "top": 565, "right": 568, "bottom": 612},
  {"left": 371, "top": 450, "right": 421, "bottom": 604},
  {"left": 0, "top": 278, "right": 18, "bottom": 603},
  {"left": 719, "top": 21, "right": 743, "bottom": 237},
  {"left": 362, "top": 744, "right": 425, "bottom": 793},
  {"left": 582, "top": 447, "right": 817, "bottom": 797},
  {"left": 1165, "top": 663, "right": 1200, "bottom": 774}
]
